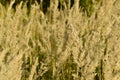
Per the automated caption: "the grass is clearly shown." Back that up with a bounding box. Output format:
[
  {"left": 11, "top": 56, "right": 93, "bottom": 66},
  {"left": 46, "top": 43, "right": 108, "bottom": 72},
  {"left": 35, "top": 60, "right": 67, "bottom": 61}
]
[{"left": 0, "top": 0, "right": 120, "bottom": 80}]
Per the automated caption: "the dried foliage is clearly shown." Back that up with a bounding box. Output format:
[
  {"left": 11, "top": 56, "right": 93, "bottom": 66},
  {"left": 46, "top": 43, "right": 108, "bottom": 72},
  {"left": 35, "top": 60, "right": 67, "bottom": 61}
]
[{"left": 0, "top": 0, "right": 120, "bottom": 80}]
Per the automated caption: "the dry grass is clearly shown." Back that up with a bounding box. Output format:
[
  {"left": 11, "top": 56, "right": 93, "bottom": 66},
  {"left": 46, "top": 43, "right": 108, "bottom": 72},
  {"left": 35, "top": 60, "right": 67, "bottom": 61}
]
[{"left": 0, "top": 0, "right": 120, "bottom": 80}]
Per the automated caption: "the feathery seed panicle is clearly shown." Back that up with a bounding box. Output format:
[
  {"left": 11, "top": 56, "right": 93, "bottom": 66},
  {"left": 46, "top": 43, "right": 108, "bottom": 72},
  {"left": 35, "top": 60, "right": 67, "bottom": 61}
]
[{"left": 0, "top": 0, "right": 120, "bottom": 80}]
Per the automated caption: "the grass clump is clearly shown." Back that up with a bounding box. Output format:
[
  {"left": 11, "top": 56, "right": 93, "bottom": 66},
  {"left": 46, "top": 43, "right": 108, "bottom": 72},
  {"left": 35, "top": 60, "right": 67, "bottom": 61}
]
[{"left": 0, "top": 0, "right": 120, "bottom": 80}]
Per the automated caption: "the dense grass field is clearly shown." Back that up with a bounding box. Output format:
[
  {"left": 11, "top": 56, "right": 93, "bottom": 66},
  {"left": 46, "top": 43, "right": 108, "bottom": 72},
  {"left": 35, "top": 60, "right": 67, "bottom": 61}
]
[{"left": 0, "top": 0, "right": 120, "bottom": 80}]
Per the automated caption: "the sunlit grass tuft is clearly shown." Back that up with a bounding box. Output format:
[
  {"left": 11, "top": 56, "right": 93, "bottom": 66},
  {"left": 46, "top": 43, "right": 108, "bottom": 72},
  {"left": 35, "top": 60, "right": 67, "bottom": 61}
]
[{"left": 0, "top": 0, "right": 120, "bottom": 80}]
